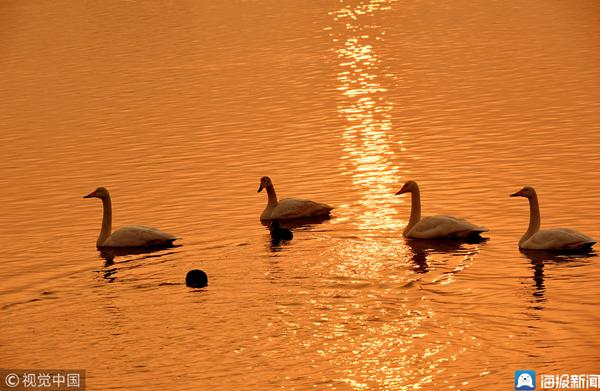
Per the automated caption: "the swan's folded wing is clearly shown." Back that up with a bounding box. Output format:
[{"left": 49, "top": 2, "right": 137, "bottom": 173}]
[
  {"left": 525, "top": 228, "right": 595, "bottom": 250},
  {"left": 409, "top": 215, "right": 487, "bottom": 239},
  {"left": 271, "top": 198, "right": 333, "bottom": 219},
  {"left": 104, "top": 225, "right": 177, "bottom": 247}
]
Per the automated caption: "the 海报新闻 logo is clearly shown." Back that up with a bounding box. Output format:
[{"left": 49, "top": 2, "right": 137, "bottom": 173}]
[{"left": 515, "top": 370, "right": 536, "bottom": 390}]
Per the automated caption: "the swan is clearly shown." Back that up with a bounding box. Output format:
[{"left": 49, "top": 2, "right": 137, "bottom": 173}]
[
  {"left": 269, "top": 220, "right": 293, "bottom": 242},
  {"left": 83, "top": 187, "right": 178, "bottom": 248},
  {"left": 510, "top": 186, "right": 596, "bottom": 250},
  {"left": 257, "top": 176, "right": 333, "bottom": 220},
  {"left": 395, "top": 180, "right": 488, "bottom": 239}
]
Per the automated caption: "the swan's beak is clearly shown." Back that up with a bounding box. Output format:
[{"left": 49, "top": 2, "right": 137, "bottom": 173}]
[
  {"left": 83, "top": 191, "right": 96, "bottom": 198},
  {"left": 510, "top": 190, "right": 523, "bottom": 197},
  {"left": 395, "top": 186, "right": 408, "bottom": 195},
  {"left": 257, "top": 184, "right": 264, "bottom": 193}
]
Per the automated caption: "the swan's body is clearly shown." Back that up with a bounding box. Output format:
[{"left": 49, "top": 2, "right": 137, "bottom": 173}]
[
  {"left": 396, "top": 180, "right": 488, "bottom": 239},
  {"left": 510, "top": 186, "right": 595, "bottom": 251},
  {"left": 405, "top": 215, "right": 487, "bottom": 239},
  {"left": 258, "top": 176, "right": 333, "bottom": 220},
  {"left": 84, "top": 187, "right": 177, "bottom": 248},
  {"left": 101, "top": 225, "right": 177, "bottom": 247}
]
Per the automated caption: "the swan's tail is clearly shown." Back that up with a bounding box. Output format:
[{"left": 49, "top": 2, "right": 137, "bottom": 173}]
[
  {"left": 146, "top": 238, "right": 179, "bottom": 247},
  {"left": 455, "top": 227, "right": 488, "bottom": 239},
  {"left": 567, "top": 241, "right": 596, "bottom": 251},
  {"left": 469, "top": 227, "right": 489, "bottom": 235}
]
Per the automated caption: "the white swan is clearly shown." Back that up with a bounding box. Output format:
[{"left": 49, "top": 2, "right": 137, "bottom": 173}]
[
  {"left": 84, "top": 187, "right": 178, "bottom": 248},
  {"left": 510, "top": 186, "right": 596, "bottom": 250},
  {"left": 258, "top": 176, "right": 333, "bottom": 220},
  {"left": 395, "top": 180, "right": 488, "bottom": 239}
]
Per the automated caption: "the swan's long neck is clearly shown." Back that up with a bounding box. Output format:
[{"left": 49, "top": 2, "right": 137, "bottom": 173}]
[
  {"left": 521, "top": 193, "right": 541, "bottom": 246},
  {"left": 98, "top": 195, "right": 113, "bottom": 247},
  {"left": 266, "top": 185, "right": 278, "bottom": 208},
  {"left": 403, "top": 187, "right": 421, "bottom": 237}
]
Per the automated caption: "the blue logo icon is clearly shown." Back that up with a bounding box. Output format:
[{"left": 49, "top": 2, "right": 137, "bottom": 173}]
[{"left": 515, "top": 370, "right": 536, "bottom": 390}]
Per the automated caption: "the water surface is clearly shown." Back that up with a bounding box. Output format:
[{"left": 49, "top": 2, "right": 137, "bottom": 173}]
[{"left": 1, "top": 1, "right": 599, "bottom": 390}]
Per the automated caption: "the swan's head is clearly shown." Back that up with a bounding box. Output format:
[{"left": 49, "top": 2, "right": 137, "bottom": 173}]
[
  {"left": 510, "top": 186, "right": 536, "bottom": 199},
  {"left": 258, "top": 176, "right": 273, "bottom": 193},
  {"left": 395, "top": 180, "right": 419, "bottom": 195},
  {"left": 84, "top": 187, "right": 109, "bottom": 199}
]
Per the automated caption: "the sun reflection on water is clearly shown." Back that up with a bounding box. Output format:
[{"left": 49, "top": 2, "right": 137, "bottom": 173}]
[
  {"left": 311, "top": 1, "right": 487, "bottom": 388},
  {"left": 332, "top": 0, "right": 403, "bottom": 233}
]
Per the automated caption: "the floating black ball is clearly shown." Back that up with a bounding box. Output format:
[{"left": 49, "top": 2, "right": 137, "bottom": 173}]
[{"left": 186, "top": 269, "right": 208, "bottom": 288}]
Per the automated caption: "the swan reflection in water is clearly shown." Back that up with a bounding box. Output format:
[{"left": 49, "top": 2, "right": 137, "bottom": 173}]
[
  {"left": 406, "top": 237, "right": 489, "bottom": 275},
  {"left": 98, "top": 247, "right": 180, "bottom": 282},
  {"left": 261, "top": 215, "right": 332, "bottom": 253},
  {"left": 259, "top": 214, "right": 332, "bottom": 229},
  {"left": 520, "top": 249, "right": 597, "bottom": 306}
]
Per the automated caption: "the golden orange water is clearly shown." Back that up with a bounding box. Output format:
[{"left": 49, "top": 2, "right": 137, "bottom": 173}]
[{"left": 1, "top": 1, "right": 599, "bottom": 390}]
